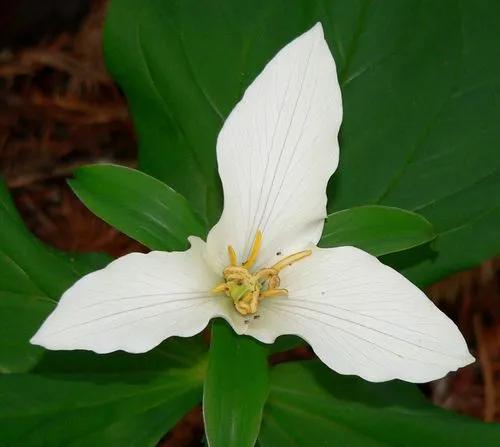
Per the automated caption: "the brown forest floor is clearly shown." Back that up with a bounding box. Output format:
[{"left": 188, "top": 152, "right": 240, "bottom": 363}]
[{"left": 1, "top": 1, "right": 499, "bottom": 445}]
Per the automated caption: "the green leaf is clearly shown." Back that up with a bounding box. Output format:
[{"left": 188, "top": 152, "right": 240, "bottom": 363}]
[
  {"left": 69, "top": 164, "right": 206, "bottom": 251},
  {"left": 259, "top": 361, "right": 500, "bottom": 446},
  {"left": 204, "top": 320, "right": 268, "bottom": 447},
  {"left": 326, "top": 0, "right": 500, "bottom": 286},
  {"left": 104, "top": 0, "right": 500, "bottom": 286},
  {"left": 0, "top": 180, "right": 110, "bottom": 373},
  {"left": 268, "top": 335, "right": 306, "bottom": 355},
  {"left": 0, "top": 338, "right": 207, "bottom": 447},
  {"left": 319, "top": 206, "right": 436, "bottom": 256},
  {"left": 104, "top": 1, "right": 223, "bottom": 224}
]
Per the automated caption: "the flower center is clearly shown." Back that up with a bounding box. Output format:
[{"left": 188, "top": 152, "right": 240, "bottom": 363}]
[{"left": 212, "top": 230, "right": 311, "bottom": 315}]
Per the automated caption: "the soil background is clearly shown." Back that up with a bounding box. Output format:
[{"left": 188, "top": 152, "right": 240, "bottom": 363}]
[{"left": 1, "top": 1, "right": 499, "bottom": 445}]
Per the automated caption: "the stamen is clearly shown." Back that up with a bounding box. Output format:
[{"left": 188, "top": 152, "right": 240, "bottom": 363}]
[
  {"left": 227, "top": 245, "right": 237, "bottom": 266},
  {"left": 271, "top": 250, "right": 312, "bottom": 272},
  {"left": 212, "top": 283, "right": 227, "bottom": 293},
  {"left": 235, "top": 301, "right": 250, "bottom": 315},
  {"left": 241, "top": 290, "right": 259, "bottom": 314},
  {"left": 260, "top": 288, "right": 288, "bottom": 298},
  {"left": 255, "top": 268, "right": 278, "bottom": 281},
  {"left": 249, "top": 291, "right": 259, "bottom": 313},
  {"left": 268, "top": 275, "right": 280, "bottom": 290},
  {"left": 242, "top": 230, "right": 263, "bottom": 270},
  {"left": 223, "top": 266, "right": 251, "bottom": 279},
  {"left": 235, "top": 293, "right": 254, "bottom": 315},
  {"left": 225, "top": 274, "right": 244, "bottom": 283}
]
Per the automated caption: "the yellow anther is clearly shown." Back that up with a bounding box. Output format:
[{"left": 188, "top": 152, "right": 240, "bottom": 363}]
[
  {"left": 255, "top": 268, "right": 278, "bottom": 281},
  {"left": 225, "top": 275, "right": 243, "bottom": 283},
  {"left": 234, "top": 290, "right": 260, "bottom": 315},
  {"left": 242, "top": 230, "right": 263, "bottom": 270},
  {"left": 235, "top": 293, "right": 252, "bottom": 315},
  {"left": 212, "top": 282, "right": 227, "bottom": 293},
  {"left": 227, "top": 245, "right": 237, "bottom": 266},
  {"left": 260, "top": 288, "right": 288, "bottom": 298},
  {"left": 223, "top": 266, "right": 251, "bottom": 279},
  {"left": 271, "top": 250, "right": 312, "bottom": 272},
  {"left": 248, "top": 291, "right": 259, "bottom": 313},
  {"left": 235, "top": 301, "right": 250, "bottom": 315},
  {"left": 267, "top": 275, "right": 280, "bottom": 290}
]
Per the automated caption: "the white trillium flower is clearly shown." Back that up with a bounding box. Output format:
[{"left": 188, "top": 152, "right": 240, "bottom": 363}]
[{"left": 31, "top": 23, "right": 474, "bottom": 383}]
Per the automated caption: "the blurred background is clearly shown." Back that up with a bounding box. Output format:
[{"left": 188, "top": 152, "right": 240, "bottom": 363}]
[{"left": 0, "top": 0, "right": 499, "bottom": 443}]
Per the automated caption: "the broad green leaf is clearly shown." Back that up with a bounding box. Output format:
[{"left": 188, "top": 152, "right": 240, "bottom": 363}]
[
  {"left": 204, "top": 320, "right": 268, "bottom": 447},
  {"left": 104, "top": 0, "right": 500, "bottom": 287},
  {"left": 0, "top": 180, "right": 110, "bottom": 373},
  {"left": 319, "top": 206, "right": 436, "bottom": 256},
  {"left": 104, "top": 2, "right": 222, "bottom": 224},
  {"left": 0, "top": 338, "right": 207, "bottom": 447},
  {"left": 69, "top": 164, "right": 206, "bottom": 251},
  {"left": 325, "top": 0, "right": 500, "bottom": 286},
  {"left": 259, "top": 361, "right": 500, "bottom": 446}
]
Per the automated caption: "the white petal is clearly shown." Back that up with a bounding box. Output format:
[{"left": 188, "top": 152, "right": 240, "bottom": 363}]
[
  {"left": 245, "top": 246, "right": 474, "bottom": 382},
  {"left": 31, "top": 237, "right": 245, "bottom": 353},
  {"left": 207, "top": 23, "right": 342, "bottom": 272}
]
